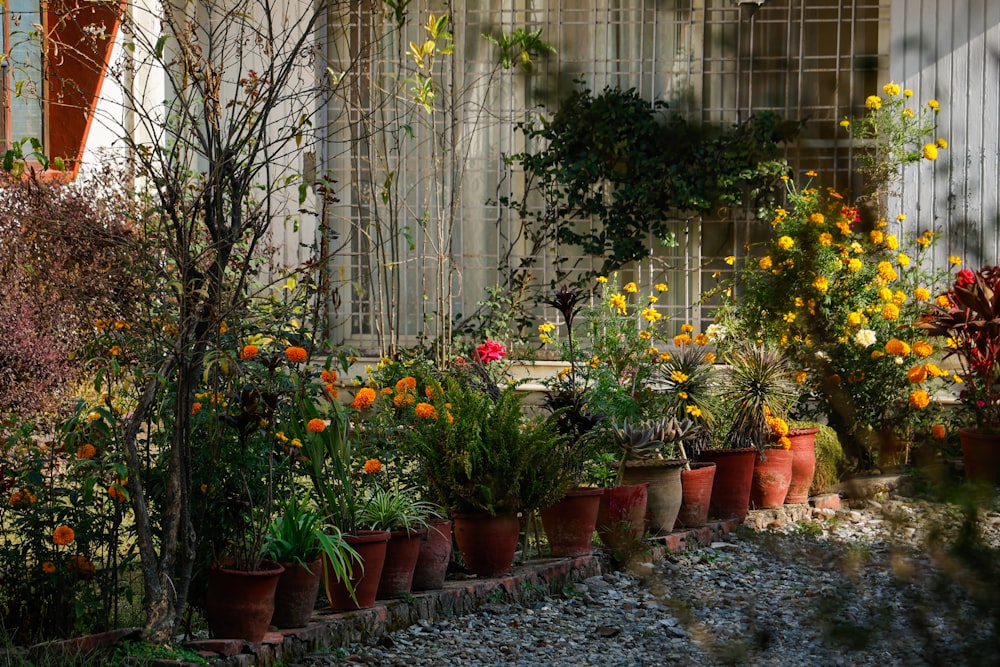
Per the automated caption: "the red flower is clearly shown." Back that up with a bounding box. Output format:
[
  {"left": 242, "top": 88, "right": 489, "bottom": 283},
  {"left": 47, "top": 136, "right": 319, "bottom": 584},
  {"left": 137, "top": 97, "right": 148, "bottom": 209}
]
[
  {"left": 956, "top": 268, "right": 976, "bottom": 287},
  {"left": 475, "top": 339, "right": 507, "bottom": 364}
]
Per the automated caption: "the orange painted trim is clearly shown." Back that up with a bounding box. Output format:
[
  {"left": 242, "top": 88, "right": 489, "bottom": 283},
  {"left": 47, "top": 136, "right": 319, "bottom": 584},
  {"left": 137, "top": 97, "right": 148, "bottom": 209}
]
[{"left": 44, "top": 0, "right": 124, "bottom": 180}]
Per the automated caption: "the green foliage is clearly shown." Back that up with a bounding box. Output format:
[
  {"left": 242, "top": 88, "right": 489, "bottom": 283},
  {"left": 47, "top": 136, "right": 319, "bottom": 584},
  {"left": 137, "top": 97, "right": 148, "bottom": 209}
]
[
  {"left": 719, "top": 344, "right": 800, "bottom": 453},
  {"left": 113, "top": 641, "right": 208, "bottom": 666},
  {"left": 355, "top": 487, "right": 435, "bottom": 532},
  {"left": 508, "top": 84, "right": 794, "bottom": 284},
  {"left": 409, "top": 380, "right": 573, "bottom": 515}
]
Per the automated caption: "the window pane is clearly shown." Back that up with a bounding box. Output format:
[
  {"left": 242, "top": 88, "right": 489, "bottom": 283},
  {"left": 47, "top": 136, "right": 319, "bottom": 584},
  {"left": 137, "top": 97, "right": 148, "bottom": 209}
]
[{"left": 4, "top": 0, "right": 43, "bottom": 142}]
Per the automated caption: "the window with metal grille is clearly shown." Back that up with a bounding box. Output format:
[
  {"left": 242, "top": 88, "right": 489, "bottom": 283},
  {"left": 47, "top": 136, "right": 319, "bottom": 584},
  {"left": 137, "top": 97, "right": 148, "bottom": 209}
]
[{"left": 320, "top": 0, "right": 890, "bottom": 354}]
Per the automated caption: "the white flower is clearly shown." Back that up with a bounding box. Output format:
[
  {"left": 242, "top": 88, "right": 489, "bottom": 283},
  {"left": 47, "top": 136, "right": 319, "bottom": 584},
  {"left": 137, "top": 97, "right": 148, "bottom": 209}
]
[
  {"left": 854, "top": 329, "right": 877, "bottom": 348},
  {"left": 814, "top": 350, "right": 830, "bottom": 361},
  {"left": 706, "top": 324, "right": 728, "bottom": 341}
]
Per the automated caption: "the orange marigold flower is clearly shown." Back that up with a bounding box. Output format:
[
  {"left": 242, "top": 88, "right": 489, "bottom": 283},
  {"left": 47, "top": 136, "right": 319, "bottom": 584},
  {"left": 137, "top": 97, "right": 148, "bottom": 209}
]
[
  {"left": 395, "top": 377, "right": 418, "bottom": 393},
  {"left": 307, "top": 418, "right": 326, "bottom": 433},
  {"left": 885, "top": 339, "right": 910, "bottom": 356},
  {"left": 320, "top": 369, "right": 338, "bottom": 383},
  {"left": 674, "top": 334, "right": 692, "bottom": 346},
  {"left": 240, "top": 344, "right": 260, "bottom": 360},
  {"left": 52, "top": 525, "right": 75, "bottom": 546},
  {"left": 394, "top": 392, "right": 416, "bottom": 408},
  {"left": 931, "top": 424, "right": 947, "bottom": 440},
  {"left": 909, "top": 389, "right": 931, "bottom": 409},
  {"left": 42, "top": 561, "right": 56, "bottom": 574},
  {"left": 350, "top": 387, "right": 377, "bottom": 409},
  {"left": 912, "top": 341, "right": 933, "bottom": 358},
  {"left": 414, "top": 402, "right": 438, "bottom": 420},
  {"left": 325, "top": 384, "right": 338, "bottom": 399},
  {"left": 68, "top": 554, "right": 96, "bottom": 579},
  {"left": 76, "top": 444, "right": 97, "bottom": 460},
  {"left": 381, "top": 387, "right": 394, "bottom": 396},
  {"left": 285, "top": 346, "right": 308, "bottom": 363},
  {"left": 882, "top": 303, "right": 900, "bottom": 320},
  {"left": 778, "top": 436, "right": 792, "bottom": 450},
  {"left": 191, "top": 402, "right": 202, "bottom": 415},
  {"left": 108, "top": 485, "right": 127, "bottom": 503},
  {"left": 363, "top": 458, "right": 383, "bottom": 474},
  {"left": 907, "top": 365, "right": 928, "bottom": 384}
]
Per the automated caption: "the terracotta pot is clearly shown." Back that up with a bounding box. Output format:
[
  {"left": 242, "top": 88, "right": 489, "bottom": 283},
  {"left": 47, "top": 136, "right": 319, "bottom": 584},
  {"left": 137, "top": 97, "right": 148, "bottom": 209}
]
[
  {"left": 676, "top": 462, "right": 716, "bottom": 529},
  {"left": 785, "top": 428, "right": 819, "bottom": 504},
  {"left": 621, "top": 459, "right": 685, "bottom": 535},
  {"left": 959, "top": 427, "right": 1000, "bottom": 485},
  {"left": 412, "top": 519, "right": 453, "bottom": 591},
  {"left": 452, "top": 512, "right": 520, "bottom": 577},
  {"left": 596, "top": 483, "right": 648, "bottom": 559},
  {"left": 206, "top": 559, "right": 284, "bottom": 643},
  {"left": 698, "top": 448, "right": 757, "bottom": 521},
  {"left": 539, "top": 487, "right": 602, "bottom": 557},
  {"left": 323, "top": 530, "right": 390, "bottom": 611},
  {"left": 271, "top": 559, "right": 321, "bottom": 628},
  {"left": 750, "top": 448, "right": 794, "bottom": 509},
  {"left": 376, "top": 527, "right": 426, "bottom": 599}
]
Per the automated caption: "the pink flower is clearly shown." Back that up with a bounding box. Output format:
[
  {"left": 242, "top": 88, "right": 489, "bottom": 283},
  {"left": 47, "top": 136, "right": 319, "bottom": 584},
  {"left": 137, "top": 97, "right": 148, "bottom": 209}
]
[
  {"left": 956, "top": 269, "right": 976, "bottom": 287},
  {"left": 475, "top": 339, "right": 507, "bottom": 364}
]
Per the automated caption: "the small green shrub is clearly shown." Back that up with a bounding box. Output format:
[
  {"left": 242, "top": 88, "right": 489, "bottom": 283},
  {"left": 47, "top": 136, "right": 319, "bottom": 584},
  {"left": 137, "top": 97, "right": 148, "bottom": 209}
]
[{"left": 792, "top": 422, "right": 846, "bottom": 495}]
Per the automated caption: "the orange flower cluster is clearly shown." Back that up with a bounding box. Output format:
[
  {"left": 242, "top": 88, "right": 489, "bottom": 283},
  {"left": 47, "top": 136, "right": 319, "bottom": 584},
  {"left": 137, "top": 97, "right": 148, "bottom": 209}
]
[{"left": 285, "top": 346, "right": 308, "bottom": 363}]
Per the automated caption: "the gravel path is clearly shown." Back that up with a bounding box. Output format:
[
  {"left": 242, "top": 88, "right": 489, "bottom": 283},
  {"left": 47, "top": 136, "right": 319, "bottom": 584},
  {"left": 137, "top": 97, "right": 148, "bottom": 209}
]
[{"left": 291, "top": 494, "right": 1000, "bottom": 667}]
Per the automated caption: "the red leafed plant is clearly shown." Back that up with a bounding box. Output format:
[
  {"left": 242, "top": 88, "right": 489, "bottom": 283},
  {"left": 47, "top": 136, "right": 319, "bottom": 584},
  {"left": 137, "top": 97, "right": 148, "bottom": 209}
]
[{"left": 919, "top": 265, "right": 1000, "bottom": 432}]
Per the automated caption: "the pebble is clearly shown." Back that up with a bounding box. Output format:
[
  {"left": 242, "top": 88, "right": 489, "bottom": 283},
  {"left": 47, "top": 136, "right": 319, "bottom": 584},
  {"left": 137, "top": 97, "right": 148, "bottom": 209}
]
[{"left": 290, "top": 493, "right": 1000, "bottom": 667}]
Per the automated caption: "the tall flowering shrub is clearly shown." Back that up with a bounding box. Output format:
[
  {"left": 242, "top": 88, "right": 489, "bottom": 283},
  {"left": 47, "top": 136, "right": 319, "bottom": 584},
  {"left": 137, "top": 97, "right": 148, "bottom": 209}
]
[{"left": 728, "top": 84, "right": 954, "bottom": 465}]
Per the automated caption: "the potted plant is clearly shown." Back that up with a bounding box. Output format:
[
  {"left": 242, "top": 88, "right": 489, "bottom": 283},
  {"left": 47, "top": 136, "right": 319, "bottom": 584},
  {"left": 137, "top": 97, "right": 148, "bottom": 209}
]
[
  {"left": 354, "top": 485, "right": 435, "bottom": 599},
  {"left": 408, "top": 351, "right": 576, "bottom": 577},
  {"left": 264, "top": 495, "right": 359, "bottom": 628},
  {"left": 699, "top": 344, "right": 799, "bottom": 520},
  {"left": 919, "top": 265, "right": 1000, "bottom": 484}
]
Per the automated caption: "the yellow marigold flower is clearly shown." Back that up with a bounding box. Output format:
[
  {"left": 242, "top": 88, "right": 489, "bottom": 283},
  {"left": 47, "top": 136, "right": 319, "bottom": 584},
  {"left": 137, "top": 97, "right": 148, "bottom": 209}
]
[
  {"left": 936, "top": 137, "right": 948, "bottom": 149},
  {"left": 350, "top": 387, "right": 376, "bottom": 409},
  {"left": 109, "top": 345, "right": 122, "bottom": 357},
  {"left": 671, "top": 370, "right": 690, "bottom": 383},
  {"left": 897, "top": 253, "right": 910, "bottom": 267},
  {"left": 659, "top": 352, "right": 672, "bottom": 361},
  {"left": 307, "top": 418, "right": 326, "bottom": 433},
  {"left": 907, "top": 365, "right": 928, "bottom": 384},
  {"left": 805, "top": 170, "right": 818, "bottom": 177},
  {"left": 704, "top": 352, "right": 717, "bottom": 364},
  {"left": 219, "top": 321, "right": 228, "bottom": 335},
  {"left": 813, "top": 276, "right": 829, "bottom": 293},
  {"left": 623, "top": 282, "right": 638, "bottom": 294},
  {"left": 680, "top": 323, "right": 694, "bottom": 333},
  {"left": 909, "top": 389, "right": 931, "bottom": 409},
  {"left": 414, "top": 402, "right": 437, "bottom": 420},
  {"left": 952, "top": 373, "right": 963, "bottom": 383},
  {"left": 290, "top": 438, "right": 303, "bottom": 448},
  {"left": 678, "top": 391, "right": 689, "bottom": 400},
  {"left": 42, "top": 561, "right": 55, "bottom": 574},
  {"left": 847, "top": 258, "right": 862, "bottom": 272},
  {"left": 847, "top": 311, "right": 863, "bottom": 326},
  {"left": 648, "top": 295, "right": 659, "bottom": 303},
  {"left": 865, "top": 95, "right": 882, "bottom": 109},
  {"left": 638, "top": 330, "right": 652, "bottom": 341},
  {"left": 937, "top": 295, "right": 951, "bottom": 308},
  {"left": 759, "top": 256, "right": 773, "bottom": 270},
  {"left": 646, "top": 346, "right": 660, "bottom": 357},
  {"left": 914, "top": 287, "right": 931, "bottom": 301},
  {"left": 840, "top": 118, "right": 850, "bottom": 129},
  {"left": 725, "top": 255, "right": 736, "bottom": 265},
  {"left": 912, "top": 341, "right": 934, "bottom": 358},
  {"left": 871, "top": 350, "right": 885, "bottom": 360},
  {"left": 892, "top": 290, "right": 907, "bottom": 306},
  {"left": 923, "top": 143, "right": 938, "bottom": 161},
  {"left": 818, "top": 233, "right": 833, "bottom": 247},
  {"left": 808, "top": 212, "right": 825, "bottom": 225},
  {"left": 609, "top": 293, "right": 627, "bottom": 314},
  {"left": 882, "top": 303, "right": 900, "bottom": 320},
  {"left": 596, "top": 276, "right": 608, "bottom": 284},
  {"left": 794, "top": 371, "right": 808, "bottom": 384},
  {"left": 928, "top": 99, "right": 940, "bottom": 111},
  {"left": 77, "top": 444, "right": 97, "bottom": 460},
  {"left": 396, "top": 377, "right": 417, "bottom": 393},
  {"left": 780, "top": 175, "right": 790, "bottom": 181},
  {"left": 674, "top": 334, "right": 692, "bottom": 346},
  {"left": 783, "top": 312, "right": 796, "bottom": 323},
  {"left": 777, "top": 236, "right": 794, "bottom": 251},
  {"left": 363, "top": 459, "right": 383, "bottom": 474},
  {"left": 275, "top": 431, "right": 288, "bottom": 442},
  {"left": 685, "top": 405, "right": 702, "bottom": 417},
  {"left": 52, "top": 525, "right": 75, "bottom": 546},
  {"left": 877, "top": 261, "right": 898, "bottom": 282},
  {"left": 904, "top": 89, "right": 913, "bottom": 97},
  {"left": 694, "top": 333, "right": 710, "bottom": 346},
  {"left": 916, "top": 235, "right": 931, "bottom": 248},
  {"left": 655, "top": 283, "right": 668, "bottom": 292},
  {"left": 285, "top": 346, "right": 308, "bottom": 363},
  {"left": 949, "top": 255, "right": 962, "bottom": 266},
  {"left": 885, "top": 235, "right": 899, "bottom": 250},
  {"left": 878, "top": 287, "right": 893, "bottom": 301},
  {"left": 589, "top": 356, "right": 601, "bottom": 368},
  {"left": 869, "top": 230, "right": 884, "bottom": 245},
  {"left": 539, "top": 334, "right": 553, "bottom": 344},
  {"left": 882, "top": 82, "right": 901, "bottom": 96},
  {"left": 902, "top": 108, "right": 915, "bottom": 118},
  {"left": 538, "top": 322, "right": 556, "bottom": 334},
  {"left": 885, "top": 339, "right": 910, "bottom": 356},
  {"left": 931, "top": 424, "right": 947, "bottom": 440},
  {"left": 641, "top": 307, "right": 662, "bottom": 322}
]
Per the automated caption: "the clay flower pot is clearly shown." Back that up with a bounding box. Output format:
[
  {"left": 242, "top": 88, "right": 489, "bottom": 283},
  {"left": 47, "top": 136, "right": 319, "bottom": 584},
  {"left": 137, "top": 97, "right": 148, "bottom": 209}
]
[
  {"left": 698, "top": 448, "right": 756, "bottom": 521},
  {"left": 206, "top": 559, "right": 284, "bottom": 643},
  {"left": 324, "top": 530, "right": 390, "bottom": 611},
  {"left": 620, "top": 459, "right": 685, "bottom": 535},
  {"left": 412, "top": 519, "right": 453, "bottom": 591},
  {"left": 785, "top": 427, "right": 819, "bottom": 504},
  {"left": 452, "top": 512, "right": 520, "bottom": 577},
  {"left": 540, "top": 487, "right": 602, "bottom": 557},
  {"left": 377, "top": 527, "right": 426, "bottom": 599},
  {"left": 959, "top": 427, "right": 1000, "bottom": 485},
  {"left": 750, "top": 448, "right": 794, "bottom": 509},
  {"left": 271, "top": 559, "right": 321, "bottom": 629},
  {"left": 596, "top": 483, "right": 648, "bottom": 559},
  {"left": 676, "top": 462, "right": 716, "bottom": 529}
]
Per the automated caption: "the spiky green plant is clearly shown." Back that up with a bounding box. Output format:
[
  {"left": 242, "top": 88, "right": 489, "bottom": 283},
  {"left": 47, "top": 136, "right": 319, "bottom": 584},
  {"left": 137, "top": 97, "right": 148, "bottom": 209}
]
[{"left": 722, "top": 344, "right": 800, "bottom": 453}]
